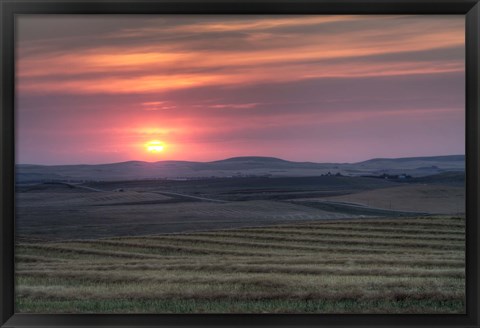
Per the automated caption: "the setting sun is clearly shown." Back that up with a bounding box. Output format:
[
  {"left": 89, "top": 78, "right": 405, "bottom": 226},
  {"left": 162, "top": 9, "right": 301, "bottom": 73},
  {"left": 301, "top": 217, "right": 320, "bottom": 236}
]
[{"left": 145, "top": 140, "right": 165, "bottom": 153}]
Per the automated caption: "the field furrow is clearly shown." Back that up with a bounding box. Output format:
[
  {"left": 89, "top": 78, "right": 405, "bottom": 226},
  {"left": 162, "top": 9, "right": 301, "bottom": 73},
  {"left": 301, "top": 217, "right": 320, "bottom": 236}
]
[{"left": 15, "top": 216, "right": 466, "bottom": 314}]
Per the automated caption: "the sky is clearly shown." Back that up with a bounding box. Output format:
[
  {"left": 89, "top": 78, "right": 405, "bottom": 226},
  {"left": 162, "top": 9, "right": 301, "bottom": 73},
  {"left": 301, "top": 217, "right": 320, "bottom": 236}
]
[{"left": 16, "top": 15, "right": 465, "bottom": 165}]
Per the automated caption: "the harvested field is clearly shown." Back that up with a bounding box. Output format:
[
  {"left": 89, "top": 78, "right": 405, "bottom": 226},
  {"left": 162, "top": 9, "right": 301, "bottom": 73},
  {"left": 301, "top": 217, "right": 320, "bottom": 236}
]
[
  {"left": 16, "top": 216, "right": 465, "bottom": 314},
  {"left": 15, "top": 194, "right": 358, "bottom": 240},
  {"left": 16, "top": 191, "right": 173, "bottom": 207},
  {"left": 310, "top": 184, "right": 465, "bottom": 214}
]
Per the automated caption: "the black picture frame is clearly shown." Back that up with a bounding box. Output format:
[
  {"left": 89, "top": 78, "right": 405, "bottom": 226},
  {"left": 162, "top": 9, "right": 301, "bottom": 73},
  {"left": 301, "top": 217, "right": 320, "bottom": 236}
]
[{"left": 1, "top": 0, "right": 479, "bottom": 327}]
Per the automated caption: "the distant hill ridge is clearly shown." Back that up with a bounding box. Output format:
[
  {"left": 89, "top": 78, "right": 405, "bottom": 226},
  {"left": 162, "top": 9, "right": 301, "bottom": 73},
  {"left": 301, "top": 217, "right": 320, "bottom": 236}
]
[
  {"left": 16, "top": 155, "right": 465, "bottom": 183},
  {"left": 358, "top": 155, "right": 465, "bottom": 164},
  {"left": 211, "top": 156, "right": 293, "bottom": 164},
  {"left": 17, "top": 154, "right": 465, "bottom": 167}
]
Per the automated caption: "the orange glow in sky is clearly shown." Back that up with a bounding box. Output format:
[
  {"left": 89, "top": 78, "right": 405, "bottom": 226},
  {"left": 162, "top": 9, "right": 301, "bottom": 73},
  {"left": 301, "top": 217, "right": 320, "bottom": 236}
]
[
  {"left": 16, "top": 15, "right": 465, "bottom": 165},
  {"left": 145, "top": 140, "right": 165, "bottom": 153}
]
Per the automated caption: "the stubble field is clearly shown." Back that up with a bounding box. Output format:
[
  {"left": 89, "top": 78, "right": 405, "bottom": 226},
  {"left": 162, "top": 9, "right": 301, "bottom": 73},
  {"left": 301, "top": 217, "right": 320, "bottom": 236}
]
[{"left": 15, "top": 215, "right": 465, "bottom": 314}]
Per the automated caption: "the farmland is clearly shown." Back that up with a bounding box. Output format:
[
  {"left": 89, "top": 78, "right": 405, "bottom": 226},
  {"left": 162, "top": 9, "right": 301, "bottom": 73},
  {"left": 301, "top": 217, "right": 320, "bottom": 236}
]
[
  {"left": 15, "top": 159, "right": 466, "bottom": 314},
  {"left": 15, "top": 174, "right": 463, "bottom": 240},
  {"left": 16, "top": 216, "right": 465, "bottom": 313}
]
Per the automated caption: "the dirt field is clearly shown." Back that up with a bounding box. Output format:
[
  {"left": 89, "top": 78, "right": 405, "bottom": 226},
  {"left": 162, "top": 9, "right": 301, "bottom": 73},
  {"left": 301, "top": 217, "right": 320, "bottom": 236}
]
[
  {"left": 16, "top": 192, "right": 357, "bottom": 240},
  {"left": 16, "top": 176, "right": 454, "bottom": 240},
  {"left": 316, "top": 184, "right": 465, "bottom": 214}
]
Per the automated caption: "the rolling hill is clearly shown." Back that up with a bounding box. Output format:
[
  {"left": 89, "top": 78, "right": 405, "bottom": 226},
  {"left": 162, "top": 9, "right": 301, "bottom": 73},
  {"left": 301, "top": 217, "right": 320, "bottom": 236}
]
[{"left": 16, "top": 155, "right": 465, "bottom": 183}]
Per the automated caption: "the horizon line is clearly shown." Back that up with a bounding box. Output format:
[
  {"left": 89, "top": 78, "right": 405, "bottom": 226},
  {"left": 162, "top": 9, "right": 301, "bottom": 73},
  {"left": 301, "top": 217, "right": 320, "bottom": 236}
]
[{"left": 15, "top": 153, "right": 466, "bottom": 167}]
